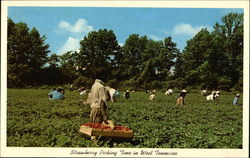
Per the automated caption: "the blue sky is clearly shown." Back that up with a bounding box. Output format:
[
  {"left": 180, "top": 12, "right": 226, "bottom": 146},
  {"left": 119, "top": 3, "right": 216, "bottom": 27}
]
[{"left": 8, "top": 7, "right": 243, "bottom": 55}]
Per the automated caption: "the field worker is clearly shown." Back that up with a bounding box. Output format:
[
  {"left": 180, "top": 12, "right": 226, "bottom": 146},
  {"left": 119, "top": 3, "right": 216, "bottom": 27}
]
[
  {"left": 206, "top": 91, "right": 216, "bottom": 101},
  {"left": 48, "top": 88, "right": 65, "bottom": 100},
  {"left": 105, "top": 86, "right": 117, "bottom": 102},
  {"left": 87, "top": 79, "right": 114, "bottom": 127},
  {"left": 148, "top": 92, "right": 155, "bottom": 101},
  {"left": 176, "top": 90, "right": 187, "bottom": 105},
  {"left": 124, "top": 90, "right": 130, "bottom": 99},
  {"left": 165, "top": 89, "right": 173, "bottom": 95},
  {"left": 88, "top": 79, "right": 109, "bottom": 123},
  {"left": 233, "top": 94, "right": 240, "bottom": 105},
  {"left": 201, "top": 90, "right": 207, "bottom": 96}
]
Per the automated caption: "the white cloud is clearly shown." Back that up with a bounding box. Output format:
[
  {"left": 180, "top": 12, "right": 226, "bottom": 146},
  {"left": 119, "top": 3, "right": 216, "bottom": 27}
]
[
  {"left": 118, "top": 42, "right": 124, "bottom": 46},
  {"left": 59, "top": 37, "right": 80, "bottom": 54},
  {"left": 172, "top": 23, "right": 212, "bottom": 36},
  {"left": 149, "top": 35, "right": 163, "bottom": 41},
  {"left": 59, "top": 18, "right": 93, "bottom": 33}
]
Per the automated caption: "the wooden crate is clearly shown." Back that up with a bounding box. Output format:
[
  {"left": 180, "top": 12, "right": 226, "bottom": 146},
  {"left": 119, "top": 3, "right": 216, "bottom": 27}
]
[{"left": 79, "top": 125, "right": 134, "bottom": 138}]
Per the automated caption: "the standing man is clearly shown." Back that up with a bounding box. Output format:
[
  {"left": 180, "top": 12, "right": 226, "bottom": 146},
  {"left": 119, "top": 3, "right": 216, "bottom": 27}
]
[
  {"left": 86, "top": 79, "right": 114, "bottom": 141},
  {"left": 233, "top": 93, "right": 240, "bottom": 105},
  {"left": 88, "top": 79, "right": 109, "bottom": 124}
]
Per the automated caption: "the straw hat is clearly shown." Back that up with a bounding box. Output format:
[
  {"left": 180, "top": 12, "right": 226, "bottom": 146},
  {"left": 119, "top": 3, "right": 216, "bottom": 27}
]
[{"left": 182, "top": 90, "right": 187, "bottom": 93}]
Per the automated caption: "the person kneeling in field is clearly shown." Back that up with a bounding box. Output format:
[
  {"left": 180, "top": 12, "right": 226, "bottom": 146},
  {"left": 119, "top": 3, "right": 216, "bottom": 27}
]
[
  {"left": 148, "top": 92, "right": 155, "bottom": 101},
  {"left": 176, "top": 90, "right": 187, "bottom": 105},
  {"left": 233, "top": 93, "right": 240, "bottom": 105},
  {"left": 87, "top": 79, "right": 114, "bottom": 140},
  {"left": 48, "top": 88, "right": 65, "bottom": 100}
]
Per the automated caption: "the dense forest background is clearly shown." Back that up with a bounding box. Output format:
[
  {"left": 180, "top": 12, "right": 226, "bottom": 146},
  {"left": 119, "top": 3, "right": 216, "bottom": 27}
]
[{"left": 7, "top": 12, "right": 243, "bottom": 91}]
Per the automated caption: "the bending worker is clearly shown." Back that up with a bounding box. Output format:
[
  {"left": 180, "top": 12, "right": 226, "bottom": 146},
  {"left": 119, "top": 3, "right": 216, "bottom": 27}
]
[{"left": 48, "top": 88, "right": 65, "bottom": 100}]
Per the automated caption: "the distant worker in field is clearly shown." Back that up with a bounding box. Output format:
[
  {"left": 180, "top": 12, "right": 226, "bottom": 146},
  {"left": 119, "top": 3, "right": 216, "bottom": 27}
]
[
  {"left": 206, "top": 91, "right": 220, "bottom": 101},
  {"left": 233, "top": 93, "right": 240, "bottom": 105},
  {"left": 201, "top": 90, "right": 208, "bottom": 96},
  {"left": 176, "top": 90, "right": 187, "bottom": 105},
  {"left": 206, "top": 91, "right": 216, "bottom": 101},
  {"left": 148, "top": 92, "right": 155, "bottom": 101},
  {"left": 124, "top": 90, "right": 130, "bottom": 99},
  {"left": 48, "top": 87, "right": 65, "bottom": 100},
  {"left": 165, "top": 89, "right": 173, "bottom": 95},
  {"left": 105, "top": 86, "right": 118, "bottom": 102}
]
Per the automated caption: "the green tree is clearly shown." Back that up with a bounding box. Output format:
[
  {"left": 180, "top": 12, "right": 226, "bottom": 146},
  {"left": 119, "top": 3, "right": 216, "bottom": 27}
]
[
  {"left": 179, "top": 28, "right": 214, "bottom": 88},
  {"left": 212, "top": 13, "right": 243, "bottom": 90},
  {"left": 48, "top": 54, "right": 60, "bottom": 68},
  {"left": 121, "top": 35, "right": 179, "bottom": 89},
  {"left": 119, "top": 34, "right": 148, "bottom": 87},
  {"left": 78, "top": 29, "right": 120, "bottom": 82},
  {"left": 7, "top": 18, "right": 50, "bottom": 87},
  {"left": 174, "top": 12, "right": 243, "bottom": 91},
  {"left": 59, "top": 51, "right": 78, "bottom": 83}
]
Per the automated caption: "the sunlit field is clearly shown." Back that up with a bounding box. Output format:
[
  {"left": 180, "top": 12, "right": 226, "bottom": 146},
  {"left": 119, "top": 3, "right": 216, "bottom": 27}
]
[{"left": 7, "top": 89, "right": 242, "bottom": 148}]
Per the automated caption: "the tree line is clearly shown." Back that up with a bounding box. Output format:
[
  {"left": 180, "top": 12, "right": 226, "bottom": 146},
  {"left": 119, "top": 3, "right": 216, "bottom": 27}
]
[{"left": 7, "top": 12, "right": 243, "bottom": 91}]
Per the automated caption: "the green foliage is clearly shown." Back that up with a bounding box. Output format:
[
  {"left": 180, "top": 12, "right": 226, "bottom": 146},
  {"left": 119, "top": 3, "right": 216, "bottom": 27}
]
[
  {"left": 7, "top": 89, "right": 242, "bottom": 148},
  {"left": 78, "top": 29, "right": 121, "bottom": 81},
  {"left": 120, "top": 35, "right": 179, "bottom": 90},
  {"left": 7, "top": 18, "right": 50, "bottom": 88},
  {"left": 174, "top": 13, "right": 243, "bottom": 90}
]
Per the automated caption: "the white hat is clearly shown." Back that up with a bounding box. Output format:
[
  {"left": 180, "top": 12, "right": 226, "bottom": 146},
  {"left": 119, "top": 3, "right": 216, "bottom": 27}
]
[
  {"left": 182, "top": 90, "right": 187, "bottom": 93},
  {"left": 236, "top": 93, "right": 240, "bottom": 96}
]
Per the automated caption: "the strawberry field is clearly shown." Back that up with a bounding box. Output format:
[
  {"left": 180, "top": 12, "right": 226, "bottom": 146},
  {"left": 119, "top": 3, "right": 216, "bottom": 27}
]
[{"left": 7, "top": 89, "right": 243, "bottom": 148}]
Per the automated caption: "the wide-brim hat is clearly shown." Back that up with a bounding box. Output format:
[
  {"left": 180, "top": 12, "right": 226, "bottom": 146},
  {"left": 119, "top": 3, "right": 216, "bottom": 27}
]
[{"left": 182, "top": 90, "right": 187, "bottom": 93}]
